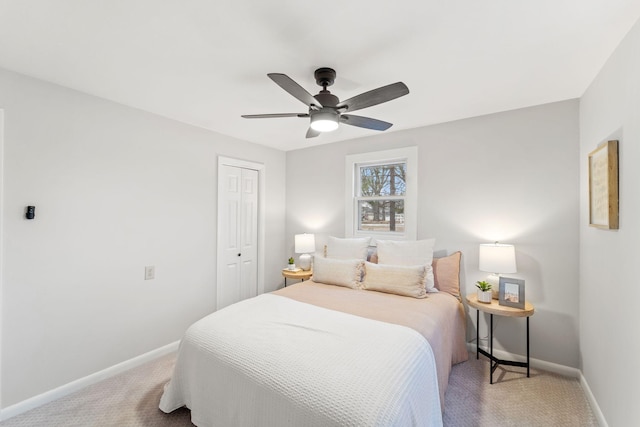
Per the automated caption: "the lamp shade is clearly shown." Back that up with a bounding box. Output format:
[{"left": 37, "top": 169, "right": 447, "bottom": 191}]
[
  {"left": 295, "top": 234, "right": 316, "bottom": 254},
  {"left": 479, "top": 243, "right": 517, "bottom": 274}
]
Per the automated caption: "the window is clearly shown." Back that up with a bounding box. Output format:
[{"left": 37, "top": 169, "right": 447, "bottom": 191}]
[
  {"left": 345, "top": 147, "right": 417, "bottom": 241},
  {"left": 357, "top": 162, "right": 406, "bottom": 232}
]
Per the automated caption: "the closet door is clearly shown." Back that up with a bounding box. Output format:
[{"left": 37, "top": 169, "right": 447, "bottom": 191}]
[{"left": 217, "top": 165, "right": 258, "bottom": 310}]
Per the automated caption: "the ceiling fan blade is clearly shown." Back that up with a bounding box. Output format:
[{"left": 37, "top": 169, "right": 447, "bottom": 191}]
[
  {"left": 241, "top": 113, "right": 309, "bottom": 119},
  {"left": 340, "top": 114, "right": 393, "bottom": 131},
  {"left": 336, "top": 82, "right": 409, "bottom": 113},
  {"left": 268, "top": 73, "right": 323, "bottom": 109},
  {"left": 306, "top": 128, "right": 321, "bottom": 138}
]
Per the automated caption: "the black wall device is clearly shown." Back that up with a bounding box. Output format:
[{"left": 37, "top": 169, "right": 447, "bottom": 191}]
[{"left": 26, "top": 206, "right": 35, "bottom": 220}]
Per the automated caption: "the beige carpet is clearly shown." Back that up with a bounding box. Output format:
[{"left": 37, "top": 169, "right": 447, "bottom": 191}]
[
  {"left": 0, "top": 352, "right": 598, "bottom": 426},
  {"left": 442, "top": 355, "right": 598, "bottom": 426}
]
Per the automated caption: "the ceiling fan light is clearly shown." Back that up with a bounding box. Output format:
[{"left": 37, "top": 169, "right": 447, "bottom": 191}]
[{"left": 310, "top": 111, "right": 339, "bottom": 132}]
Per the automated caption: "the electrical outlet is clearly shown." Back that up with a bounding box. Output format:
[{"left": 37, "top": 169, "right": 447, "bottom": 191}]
[{"left": 145, "top": 266, "right": 155, "bottom": 280}]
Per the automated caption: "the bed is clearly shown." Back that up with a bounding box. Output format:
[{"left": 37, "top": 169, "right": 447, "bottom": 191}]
[{"left": 160, "top": 239, "right": 468, "bottom": 426}]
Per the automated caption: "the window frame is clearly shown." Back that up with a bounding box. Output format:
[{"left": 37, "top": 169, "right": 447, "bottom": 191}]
[{"left": 345, "top": 147, "right": 418, "bottom": 243}]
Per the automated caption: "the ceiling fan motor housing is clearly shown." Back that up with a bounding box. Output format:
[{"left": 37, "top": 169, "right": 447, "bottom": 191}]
[{"left": 313, "top": 91, "right": 339, "bottom": 108}]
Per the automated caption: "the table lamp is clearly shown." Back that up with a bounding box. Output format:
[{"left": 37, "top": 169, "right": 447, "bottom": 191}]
[
  {"left": 479, "top": 242, "right": 517, "bottom": 299},
  {"left": 295, "top": 233, "right": 316, "bottom": 271}
]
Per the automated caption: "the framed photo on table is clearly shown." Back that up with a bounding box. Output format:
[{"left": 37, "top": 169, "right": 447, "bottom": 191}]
[{"left": 499, "top": 277, "right": 525, "bottom": 309}]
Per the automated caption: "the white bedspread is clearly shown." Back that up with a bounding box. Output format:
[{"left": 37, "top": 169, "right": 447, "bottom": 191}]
[{"left": 160, "top": 293, "right": 442, "bottom": 427}]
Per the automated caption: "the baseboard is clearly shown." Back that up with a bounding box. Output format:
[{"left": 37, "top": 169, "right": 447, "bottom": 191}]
[
  {"left": 579, "top": 372, "right": 608, "bottom": 427},
  {"left": 0, "top": 340, "right": 180, "bottom": 421},
  {"left": 465, "top": 342, "right": 608, "bottom": 426}
]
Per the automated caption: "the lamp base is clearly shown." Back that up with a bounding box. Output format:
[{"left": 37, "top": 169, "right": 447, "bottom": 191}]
[
  {"left": 487, "top": 273, "right": 500, "bottom": 299},
  {"left": 299, "top": 253, "right": 312, "bottom": 271}
]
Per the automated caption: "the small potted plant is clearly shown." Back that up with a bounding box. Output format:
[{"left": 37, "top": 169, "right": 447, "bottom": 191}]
[
  {"left": 476, "top": 280, "right": 492, "bottom": 303},
  {"left": 288, "top": 257, "right": 296, "bottom": 271}
]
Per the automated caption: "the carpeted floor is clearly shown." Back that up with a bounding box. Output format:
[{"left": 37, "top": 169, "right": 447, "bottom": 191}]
[
  {"left": 442, "top": 355, "right": 598, "bottom": 426},
  {"left": 0, "top": 352, "right": 598, "bottom": 426}
]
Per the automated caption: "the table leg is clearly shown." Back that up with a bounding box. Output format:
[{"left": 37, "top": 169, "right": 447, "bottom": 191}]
[
  {"left": 527, "top": 316, "right": 530, "bottom": 378},
  {"left": 476, "top": 309, "right": 479, "bottom": 360},
  {"left": 490, "top": 313, "right": 494, "bottom": 385}
]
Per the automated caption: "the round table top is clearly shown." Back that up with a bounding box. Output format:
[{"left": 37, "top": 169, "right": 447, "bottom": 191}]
[
  {"left": 281, "top": 268, "right": 313, "bottom": 279},
  {"left": 466, "top": 293, "right": 534, "bottom": 317}
]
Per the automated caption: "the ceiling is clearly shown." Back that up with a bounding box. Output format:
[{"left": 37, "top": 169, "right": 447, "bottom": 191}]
[{"left": 1, "top": 1, "right": 639, "bottom": 151}]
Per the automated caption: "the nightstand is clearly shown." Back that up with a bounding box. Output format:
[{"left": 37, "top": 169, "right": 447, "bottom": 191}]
[
  {"left": 466, "top": 293, "right": 535, "bottom": 384},
  {"left": 282, "top": 269, "right": 313, "bottom": 286}
]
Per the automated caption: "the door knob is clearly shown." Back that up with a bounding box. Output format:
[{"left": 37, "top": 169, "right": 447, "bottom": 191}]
[{"left": 237, "top": 253, "right": 241, "bottom": 257}]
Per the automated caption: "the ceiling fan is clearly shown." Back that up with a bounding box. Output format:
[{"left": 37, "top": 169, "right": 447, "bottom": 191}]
[{"left": 241, "top": 68, "right": 409, "bottom": 138}]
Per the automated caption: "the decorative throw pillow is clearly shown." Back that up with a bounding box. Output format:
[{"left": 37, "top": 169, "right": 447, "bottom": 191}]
[
  {"left": 312, "top": 257, "right": 364, "bottom": 289},
  {"left": 361, "top": 262, "right": 427, "bottom": 298},
  {"left": 432, "top": 251, "right": 462, "bottom": 299},
  {"left": 326, "top": 236, "right": 371, "bottom": 260},
  {"left": 376, "top": 239, "right": 437, "bottom": 292}
]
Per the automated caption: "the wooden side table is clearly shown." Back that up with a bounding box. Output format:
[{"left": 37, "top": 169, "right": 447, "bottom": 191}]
[
  {"left": 466, "top": 293, "right": 535, "bottom": 384},
  {"left": 282, "top": 269, "right": 313, "bottom": 286}
]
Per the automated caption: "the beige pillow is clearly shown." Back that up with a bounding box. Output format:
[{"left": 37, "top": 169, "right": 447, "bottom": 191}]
[
  {"left": 326, "top": 236, "right": 371, "bottom": 260},
  {"left": 376, "top": 239, "right": 437, "bottom": 293},
  {"left": 312, "top": 257, "right": 364, "bottom": 289},
  {"left": 432, "top": 251, "right": 462, "bottom": 299},
  {"left": 361, "top": 262, "right": 427, "bottom": 298}
]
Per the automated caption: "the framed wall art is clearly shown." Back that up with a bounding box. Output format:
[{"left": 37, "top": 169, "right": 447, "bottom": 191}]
[
  {"left": 588, "top": 140, "right": 619, "bottom": 229},
  {"left": 499, "top": 277, "right": 525, "bottom": 309}
]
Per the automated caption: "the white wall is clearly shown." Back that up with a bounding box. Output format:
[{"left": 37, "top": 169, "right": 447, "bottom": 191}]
[
  {"left": 287, "top": 100, "right": 580, "bottom": 367},
  {"left": 0, "top": 68, "right": 286, "bottom": 407},
  {"left": 579, "top": 18, "right": 640, "bottom": 426}
]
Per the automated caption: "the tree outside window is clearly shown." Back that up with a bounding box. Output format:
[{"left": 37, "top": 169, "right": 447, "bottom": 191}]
[{"left": 357, "top": 162, "right": 406, "bottom": 233}]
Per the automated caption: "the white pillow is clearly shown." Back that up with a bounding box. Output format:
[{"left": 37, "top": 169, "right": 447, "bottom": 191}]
[
  {"left": 326, "top": 236, "right": 371, "bottom": 260},
  {"left": 362, "top": 262, "right": 427, "bottom": 298},
  {"left": 312, "top": 257, "right": 364, "bottom": 289},
  {"left": 376, "top": 239, "right": 437, "bottom": 293}
]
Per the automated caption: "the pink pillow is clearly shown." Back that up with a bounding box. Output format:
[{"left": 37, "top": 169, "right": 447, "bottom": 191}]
[{"left": 432, "top": 251, "right": 461, "bottom": 299}]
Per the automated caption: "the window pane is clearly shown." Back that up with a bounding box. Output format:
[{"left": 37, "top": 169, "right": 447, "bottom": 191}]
[
  {"left": 358, "top": 200, "right": 405, "bottom": 232},
  {"left": 359, "top": 163, "right": 406, "bottom": 197}
]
